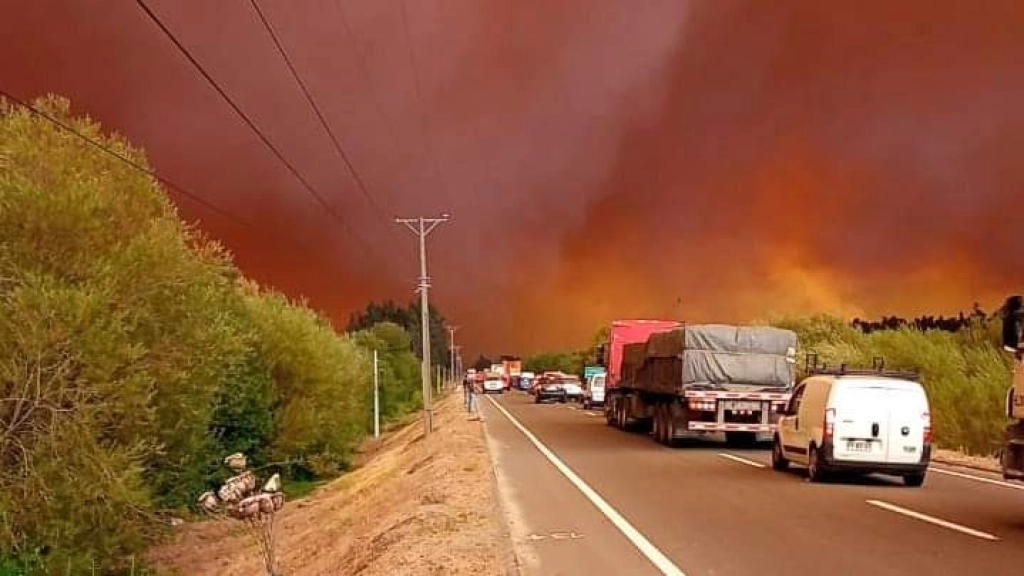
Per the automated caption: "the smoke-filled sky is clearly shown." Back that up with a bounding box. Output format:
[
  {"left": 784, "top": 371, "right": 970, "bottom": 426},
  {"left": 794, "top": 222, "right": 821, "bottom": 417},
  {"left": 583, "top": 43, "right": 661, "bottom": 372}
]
[{"left": 4, "top": 1, "right": 1024, "bottom": 357}]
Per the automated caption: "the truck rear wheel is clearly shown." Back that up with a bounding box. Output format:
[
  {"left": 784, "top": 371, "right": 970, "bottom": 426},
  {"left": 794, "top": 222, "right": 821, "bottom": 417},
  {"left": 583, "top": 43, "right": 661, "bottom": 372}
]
[{"left": 662, "top": 406, "right": 676, "bottom": 447}]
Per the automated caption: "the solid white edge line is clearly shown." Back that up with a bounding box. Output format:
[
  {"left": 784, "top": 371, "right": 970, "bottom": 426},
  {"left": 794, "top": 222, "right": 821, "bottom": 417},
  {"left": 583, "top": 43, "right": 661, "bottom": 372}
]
[
  {"left": 717, "top": 453, "right": 767, "bottom": 469},
  {"left": 865, "top": 499, "right": 999, "bottom": 541},
  {"left": 929, "top": 466, "right": 1024, "bottom": 491},
  {"left": 485, "top": 396, "right": 687, "bottom": 576}
]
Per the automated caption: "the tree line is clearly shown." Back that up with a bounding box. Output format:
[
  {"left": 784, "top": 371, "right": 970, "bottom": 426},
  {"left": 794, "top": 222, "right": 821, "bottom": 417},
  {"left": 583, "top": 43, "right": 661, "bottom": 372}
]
[
  {"left": 851, "top": 304, "right": 991, "bottom": 333},
  {"left": 346, "top": 299, "right": 451, "bottom": 368},
  {"left": 0, "top": 96, "right": 427, "bottom": 572}
]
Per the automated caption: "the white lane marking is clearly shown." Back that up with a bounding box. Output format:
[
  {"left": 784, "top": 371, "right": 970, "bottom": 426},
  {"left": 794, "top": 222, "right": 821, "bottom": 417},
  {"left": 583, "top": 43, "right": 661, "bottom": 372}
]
[
  {"left": 583, "top": 412, "right": 599, "bottom": 418},
  {"left": 717, "top": 453, "right": 766, "bottom": 469},
  {"left": 866, "top": 499, "right": 999, "bottom": 541},
  {"left": 929, "top": 466, "right": 1024, "bottom": 491},
  {"left": 485, "top": 396, "right": 687, "bottom": 576}
]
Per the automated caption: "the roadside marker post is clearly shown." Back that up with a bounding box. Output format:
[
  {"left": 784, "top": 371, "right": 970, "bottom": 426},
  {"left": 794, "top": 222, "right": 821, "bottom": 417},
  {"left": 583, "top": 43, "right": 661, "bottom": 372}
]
[{"left": 373, "top": 349, "right": 380, "bottom": 438}]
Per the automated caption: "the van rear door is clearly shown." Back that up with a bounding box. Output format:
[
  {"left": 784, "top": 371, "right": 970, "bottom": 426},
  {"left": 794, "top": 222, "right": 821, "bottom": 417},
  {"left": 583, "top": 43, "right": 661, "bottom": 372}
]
[
  {"left": 829, "top": 383, "right": 894, "bottom": 463},
  {"left": 883, "top": 385, "right": 928, "bottom": 464},
  {"left": 829, "top": 379, "right": 928, "bottom": 464}
]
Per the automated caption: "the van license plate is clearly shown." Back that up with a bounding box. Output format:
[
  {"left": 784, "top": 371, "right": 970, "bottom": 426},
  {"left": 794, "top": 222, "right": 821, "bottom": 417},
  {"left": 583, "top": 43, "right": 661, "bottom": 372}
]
[{"left": 847, "top": 440, "right": 871, "bottom": 452}]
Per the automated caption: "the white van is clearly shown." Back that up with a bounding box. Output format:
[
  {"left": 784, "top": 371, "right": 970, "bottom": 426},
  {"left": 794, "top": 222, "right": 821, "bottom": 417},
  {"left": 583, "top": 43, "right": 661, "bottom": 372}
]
[
  {"left": 583, "top": 373, "right": 606, "bottom": 410},
  {"left": 772, "top": 373, "right": 931, "bottom": 486}
]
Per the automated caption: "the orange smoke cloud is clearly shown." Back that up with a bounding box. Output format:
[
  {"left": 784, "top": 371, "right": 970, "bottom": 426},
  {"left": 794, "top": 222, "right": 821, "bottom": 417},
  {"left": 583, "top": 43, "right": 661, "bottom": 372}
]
[{"left": 506, "top": 0, "right": 1024, "bottom": 353}]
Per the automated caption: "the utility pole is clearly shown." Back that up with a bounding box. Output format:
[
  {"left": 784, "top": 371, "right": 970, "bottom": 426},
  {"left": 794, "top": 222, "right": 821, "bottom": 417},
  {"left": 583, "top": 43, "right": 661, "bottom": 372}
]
[
  {"left": 373, "top": 349, "right": 380, "bottom": 438},
  {"left": 396, "top": 214, "right": 449, "bottom": 435},
  {"left": 451, "top": 344, "right": 462, "bottom": 388},
  {"left": 447, "top": 325, "right": 460, "bottom": 386}
]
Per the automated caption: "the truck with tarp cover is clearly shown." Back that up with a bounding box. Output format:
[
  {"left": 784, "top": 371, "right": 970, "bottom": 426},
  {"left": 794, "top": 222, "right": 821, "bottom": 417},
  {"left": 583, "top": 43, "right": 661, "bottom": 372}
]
[{"left": 605, "top": 323, "right": 799, "bottom": 445}]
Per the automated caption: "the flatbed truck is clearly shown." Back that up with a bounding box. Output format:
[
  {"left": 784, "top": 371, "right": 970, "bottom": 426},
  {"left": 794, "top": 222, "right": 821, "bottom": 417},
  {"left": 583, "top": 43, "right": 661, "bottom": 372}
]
[{"left": 603, "top": 321, "right": 798, "bottom": 446}]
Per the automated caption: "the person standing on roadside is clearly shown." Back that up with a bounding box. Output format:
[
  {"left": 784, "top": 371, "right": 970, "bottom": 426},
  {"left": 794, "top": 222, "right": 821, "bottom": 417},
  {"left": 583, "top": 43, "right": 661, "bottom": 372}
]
[
  {"left": 468, "top": 377, "right": 483, "bottom": 420},
  {"left": 463, "top": 375, "right": 472, "bottom": 411}
]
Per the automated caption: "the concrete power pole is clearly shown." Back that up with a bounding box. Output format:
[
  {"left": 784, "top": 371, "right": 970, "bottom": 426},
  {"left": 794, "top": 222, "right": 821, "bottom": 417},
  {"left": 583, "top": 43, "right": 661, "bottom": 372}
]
[
  {"left": 396, "top": 214, "right": 449, "bottom": 435},
  {"left": 447, "top": 325, "right": 459, "bottom": 386},
  {"left": 451, "top": 344, "right": 462, "bottom": 388}
]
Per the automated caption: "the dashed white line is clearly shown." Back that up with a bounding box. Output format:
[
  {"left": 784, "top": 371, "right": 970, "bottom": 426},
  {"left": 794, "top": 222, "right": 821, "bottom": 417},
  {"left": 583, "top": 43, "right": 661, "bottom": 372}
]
[
  {"left": 485, "top": 396, "right": 687, "bottom": 576},
  {"left": 866, "top": 499, "right": 999, "bottom": 541},
  {"left": 717, "top": 453, "right": 767, "bottom": 469},
  {"left": 929, "top": 466, "right": 1024, "bottom": 491}
]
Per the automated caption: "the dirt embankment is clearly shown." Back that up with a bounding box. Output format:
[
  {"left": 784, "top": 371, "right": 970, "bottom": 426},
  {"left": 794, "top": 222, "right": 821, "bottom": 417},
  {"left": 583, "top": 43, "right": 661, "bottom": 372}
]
[{"left": 150, "top": 393, "right": 512, "bottom": 575}]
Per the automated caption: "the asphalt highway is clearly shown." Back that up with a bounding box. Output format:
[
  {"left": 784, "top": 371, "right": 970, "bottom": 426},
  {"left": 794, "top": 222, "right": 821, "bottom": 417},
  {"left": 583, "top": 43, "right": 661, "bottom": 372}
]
[{"left": 481, "top": 391, "right": 1024, "bottom": 576}]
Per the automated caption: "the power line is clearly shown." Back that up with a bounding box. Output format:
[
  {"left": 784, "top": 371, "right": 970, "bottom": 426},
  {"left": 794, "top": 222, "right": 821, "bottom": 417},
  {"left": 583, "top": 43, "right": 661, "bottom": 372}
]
[
  {"left": 397, "top": 0, "right": 453, "bottom": 207},
  {"left": 248, "top": 0, "right": 391, "bottom": 220},
  {"left": 333, "top": 0, "right": 403, "bottom": 167},
  {"left": 135, "top": 0, "right": 388, "bottom": 262},
  {"left": 0, "top": 89, "right": 362, "bottom": 264},
  {"left": 1, "top": 89, "right": 244, "bottom": 226}
]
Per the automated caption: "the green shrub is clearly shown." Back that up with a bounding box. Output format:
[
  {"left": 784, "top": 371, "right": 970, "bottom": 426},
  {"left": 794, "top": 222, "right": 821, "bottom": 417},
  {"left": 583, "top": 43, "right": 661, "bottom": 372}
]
[
  {"left": 774, "top": 315, "right": 1012, "bottom": 455},
  {"left": 0, "top": 95, "right": 416, "bottom": 568}
]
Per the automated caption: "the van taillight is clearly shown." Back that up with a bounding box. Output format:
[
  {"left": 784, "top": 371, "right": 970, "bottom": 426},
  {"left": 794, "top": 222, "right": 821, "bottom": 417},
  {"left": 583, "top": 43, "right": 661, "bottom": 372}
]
[
  {"left": 923, "top": 412, "right": 932, "bottom": 444},
  {"left": 823, "top": 408, "right": 836, "bottom": 442}
]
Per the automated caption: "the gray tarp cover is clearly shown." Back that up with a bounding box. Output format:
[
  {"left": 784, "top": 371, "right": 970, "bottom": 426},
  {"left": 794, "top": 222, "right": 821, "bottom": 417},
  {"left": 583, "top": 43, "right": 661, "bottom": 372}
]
[{"left": 642, "top": 325, "right": 797, "bottom": 392}]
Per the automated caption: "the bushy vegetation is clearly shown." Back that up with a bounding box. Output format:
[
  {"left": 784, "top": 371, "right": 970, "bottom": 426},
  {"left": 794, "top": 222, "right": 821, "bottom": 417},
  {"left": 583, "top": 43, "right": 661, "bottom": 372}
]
[
  {"left": 524, "top": 327, "right": 608, "bottom": 376},
  {"left": 347, "top": 299, "right": 450, "bottom": 368},
  {"left": 523, "top": 351, "right": 586, "bottom": 375},
  {"left": 773, "top": 314, "right": 1012, "bottom": 456},
  {"left": 0, "top": 96, "right": 423, "bottom": 571}
]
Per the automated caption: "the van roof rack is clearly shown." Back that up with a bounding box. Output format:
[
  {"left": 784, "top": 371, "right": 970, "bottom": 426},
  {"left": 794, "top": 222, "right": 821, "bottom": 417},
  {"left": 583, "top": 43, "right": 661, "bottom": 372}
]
[{"left": 803, "top": 353, "right": 920, "bottom": 381}]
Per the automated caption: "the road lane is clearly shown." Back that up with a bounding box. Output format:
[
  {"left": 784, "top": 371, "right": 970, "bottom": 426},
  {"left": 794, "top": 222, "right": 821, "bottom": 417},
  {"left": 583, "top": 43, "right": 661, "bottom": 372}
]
[
  {"left": 479, "top": 394, "right": 660, "bottom": 576},
  {"left": 716, "top": 448, "right": 1024, "bottom": 545},
  {"left": 486, "top": 396, "right": 686, "bottom": 575},
  {"left": 491, "top": 392, "right": 1024, "bottom": 576}
]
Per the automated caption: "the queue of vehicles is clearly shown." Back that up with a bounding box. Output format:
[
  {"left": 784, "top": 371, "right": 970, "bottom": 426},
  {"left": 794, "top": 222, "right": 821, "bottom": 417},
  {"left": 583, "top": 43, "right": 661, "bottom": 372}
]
[
  {"left": 482, "top": 318, "right": 940, "bottom": 488},
  {"left": 470, "top": 299, "right": 1024, "bottom": 492}
]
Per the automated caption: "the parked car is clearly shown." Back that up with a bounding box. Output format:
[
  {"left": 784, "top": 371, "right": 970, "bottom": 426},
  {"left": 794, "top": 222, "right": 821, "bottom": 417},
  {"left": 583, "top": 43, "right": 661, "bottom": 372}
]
[
  {"left": 560, "top": 376, "right": 584, "bottom": 402},
  {"left": 772, "top": 371, "right": 931, "bottom": 486},
  {"left": 583, "top": 372, "right": 607, "bottom": 410},
  {"left": 534, "top": 378, "right": 567, "bottom": 403},
  {"left": 482, "top": 377, "right": 505, "bottom": 394}
]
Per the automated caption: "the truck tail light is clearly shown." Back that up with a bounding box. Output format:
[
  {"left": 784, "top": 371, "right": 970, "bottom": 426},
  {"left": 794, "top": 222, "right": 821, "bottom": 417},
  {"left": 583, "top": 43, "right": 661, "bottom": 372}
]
[
  {"left": 823, "top": 408, "right": 836, "bottom": 442},
  {"left": 687, "top": 400, "right": 716, "bottom": 412},
  {"left": 923, "top": 412, "right": 932, "bottom": 444}
]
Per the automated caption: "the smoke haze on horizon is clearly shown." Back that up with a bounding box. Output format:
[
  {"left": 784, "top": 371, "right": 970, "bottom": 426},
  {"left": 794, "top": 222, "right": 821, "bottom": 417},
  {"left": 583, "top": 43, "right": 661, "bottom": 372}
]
[{"left": 4, "top": 0, "right": 1024, "bottom": 356}]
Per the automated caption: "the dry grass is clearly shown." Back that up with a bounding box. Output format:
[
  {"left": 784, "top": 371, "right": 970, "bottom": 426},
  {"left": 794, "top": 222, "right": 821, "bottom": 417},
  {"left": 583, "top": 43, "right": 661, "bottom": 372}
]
[
  {"left": 149, "top": 393, "right": 506, "bottom": 575},
  {"left": 932, "top": 448, "right": 1001, "bottom": 473}
]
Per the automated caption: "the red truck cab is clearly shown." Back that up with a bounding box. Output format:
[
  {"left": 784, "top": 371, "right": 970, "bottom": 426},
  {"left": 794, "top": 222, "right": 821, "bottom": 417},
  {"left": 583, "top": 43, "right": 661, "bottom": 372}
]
[{"left": 605, "top": 320, "right": 684, "bottom": 389}]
